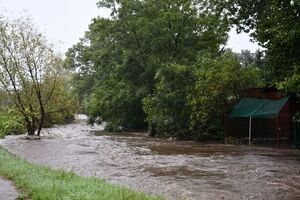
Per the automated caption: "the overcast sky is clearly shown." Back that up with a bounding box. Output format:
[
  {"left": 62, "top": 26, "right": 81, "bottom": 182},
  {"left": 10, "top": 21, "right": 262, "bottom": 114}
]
[{"left": 0, "top": 0, "right": 261, "bottom": 54}]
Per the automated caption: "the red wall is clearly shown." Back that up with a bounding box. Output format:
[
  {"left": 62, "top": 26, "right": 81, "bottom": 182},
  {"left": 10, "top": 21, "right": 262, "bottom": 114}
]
[{"left": 243, "top": 88, "right": 283, "bottom": 100}]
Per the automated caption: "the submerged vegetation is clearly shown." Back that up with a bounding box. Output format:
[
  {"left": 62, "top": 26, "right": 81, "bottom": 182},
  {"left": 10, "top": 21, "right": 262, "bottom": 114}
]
[{"left": 0, "top": 147, "right": 161, "bottom": 200}]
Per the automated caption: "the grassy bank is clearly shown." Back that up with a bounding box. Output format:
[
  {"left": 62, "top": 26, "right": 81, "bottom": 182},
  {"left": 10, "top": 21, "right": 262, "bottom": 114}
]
[{"left": 0, "top": 147, "right": 161, "bottom": 200}]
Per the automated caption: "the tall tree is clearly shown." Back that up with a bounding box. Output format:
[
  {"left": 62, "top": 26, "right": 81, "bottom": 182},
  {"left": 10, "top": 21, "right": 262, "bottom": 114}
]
[
  {"left": 216, "top": 0, "right": 300, "bottom": 93},
  {"left": 143, "top": 51, "right": 263, "bottom": 140},
  {"left": 143, "top": 63, "right": 195, "bottom": 138},
  {"left": 66, "top": 0, "right": 229, "bottom": 130},
  {"left": 189, "top": 51, "right": 263, "bottom": 139},
  {"left": 65, "top": 0, "right": 268, "bottom": 139},
  {"left": 0, "top": 16, "right": 62, "bottom": 135},
  {"left": 237, "top": 50, "right": 254, "bottom": 67}
]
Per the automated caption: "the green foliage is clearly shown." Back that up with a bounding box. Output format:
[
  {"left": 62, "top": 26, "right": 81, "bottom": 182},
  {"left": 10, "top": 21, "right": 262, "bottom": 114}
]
[
  {"left": 0, "top": 70, "right": 77, "bottom": 135},
  {"left": 0, "top": 16, "right": 77, "bottom": 135},
  {"left": 43, "top": 74, "right": 78, "bottom": 127},
  {"left": 143, "top": 64, "right": 194, "bottom": 139},
  {"left": 0, "top": 147, "right": 161, "bottom": 200},
  {"left": 66, "top": 0, "right": 229, "bottom": 131},
  {"left": 64, "top": 42, "right": 95, "bottom": 112},
  {"left": 88, "top": 80, "right": 147, "bottom": 130},
  {"left": 0, "top": 108, "right": 25, "bottom": 138},
  {"left": 277, "top": 66, "right": 300, "bottom": 94},
  {"left": 217, "top": 0, "right": 300, "bottom": 94},
  {"left": 143, "top": 51, "right": 263, "bottom": 140},
  {"left": 236, "top": 49, "right": 265, "bottom": 68},
  {"left": 189, "top": 51, "right": 263, "bottom": 140}
]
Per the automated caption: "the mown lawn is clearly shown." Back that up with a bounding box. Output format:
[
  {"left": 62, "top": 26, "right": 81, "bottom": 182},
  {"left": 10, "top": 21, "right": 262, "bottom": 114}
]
[{"left": 0, "top": 147, "right": 161, "bottom": 200}]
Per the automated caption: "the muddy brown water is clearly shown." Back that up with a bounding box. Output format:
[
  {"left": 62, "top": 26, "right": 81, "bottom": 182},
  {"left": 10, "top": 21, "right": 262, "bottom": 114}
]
[{"left": 1, "top": 115, "right": 300, "bottom": 200}]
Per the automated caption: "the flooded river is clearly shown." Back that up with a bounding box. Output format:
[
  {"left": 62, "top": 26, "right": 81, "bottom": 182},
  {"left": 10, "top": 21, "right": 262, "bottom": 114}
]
[{"left": 1, "top": 115, "right": 300, "bottom": 200}]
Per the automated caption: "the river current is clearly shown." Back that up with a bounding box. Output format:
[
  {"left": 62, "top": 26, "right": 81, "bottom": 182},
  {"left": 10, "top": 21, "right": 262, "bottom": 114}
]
[{"left": 1, "top": 115, "right": 300, "bottom": 200}]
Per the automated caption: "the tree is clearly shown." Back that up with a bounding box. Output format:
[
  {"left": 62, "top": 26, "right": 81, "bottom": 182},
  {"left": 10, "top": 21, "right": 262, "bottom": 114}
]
[
  {"left": 236, "top": 50, "right": 254, "bottom": 67},
  {"left": 143, "top": 51, "right": 263, "bottom": 140},
  {"left": 42, "top": 70, "right": 78, "bottom": 127},
  {"left": 66, "top": 0, "right": 229, "bottom": 130},
  {"left": 0, "top": 16, "right": 62, "bottom": 136},
  {"left": 189, "top": 51, "right": 263, "bottom": 140},
  {"left": 64, "top": 40, "right": 95, "bottom": 113},
  {"left": 143, "top": 64, "right": 195, "bottom": 138},
  {"left": 216, "top": 0, "right": 300, "bottom": 93}
]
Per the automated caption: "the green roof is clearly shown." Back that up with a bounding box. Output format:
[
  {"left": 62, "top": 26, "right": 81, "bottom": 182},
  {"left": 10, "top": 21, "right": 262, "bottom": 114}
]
[{"left": 229, "top": 97, "right": 289, "bottom": 118}]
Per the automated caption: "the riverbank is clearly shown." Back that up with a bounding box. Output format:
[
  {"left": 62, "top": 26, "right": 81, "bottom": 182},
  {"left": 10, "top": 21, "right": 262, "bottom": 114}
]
[{"left": 0, "top": 147, "right": 160, "bottom": 200}]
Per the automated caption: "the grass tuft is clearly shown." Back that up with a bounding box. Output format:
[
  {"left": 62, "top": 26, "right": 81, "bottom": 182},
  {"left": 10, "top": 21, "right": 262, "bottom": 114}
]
[{"left": 0, "top": 147, "right": 161, "bottom": 200}]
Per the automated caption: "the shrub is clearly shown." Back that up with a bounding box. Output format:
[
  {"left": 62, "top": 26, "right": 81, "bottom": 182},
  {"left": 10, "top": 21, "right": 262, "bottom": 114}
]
[
  {"left": 143, "top": 64, "right": 195, "bottom": 138},
  {"left": 0, "top": 108, "right": 25, "bottom": 138}
]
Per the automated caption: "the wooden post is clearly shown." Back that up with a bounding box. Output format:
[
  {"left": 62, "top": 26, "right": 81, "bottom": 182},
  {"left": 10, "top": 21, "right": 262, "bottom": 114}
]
[
  {"left": 277, "top": 117, "right": 280, "bottom": 149},
  {"left": 249, "top": 117, "right": 252, "bottom": 146},
  {"left": 224, "top": 113, "right": 228, "bottom": 144}
]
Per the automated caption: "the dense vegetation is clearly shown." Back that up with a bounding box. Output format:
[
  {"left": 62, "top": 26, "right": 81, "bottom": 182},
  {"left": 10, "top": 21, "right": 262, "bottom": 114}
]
[
  {"left": 66, "top": 0, "right": 228, "bottom": 131},
  {"left": 0, "top": 107, "right": 24, "bottom": 139},
  {"left": 66, "top": 0, "right": 299, "bottom": 140},
  {"left": 215, "top": 0, "right": 300, "bottom": 93},
  {"left": 0, "top": 2, "right": 297, "bottom": 140},
  {"left": 0, "top": 1, "right": 298, "bottom": 199},
  {"left": 0, "top": 16, "right": 77, "bottom": 137},
  {"left": 0, "top": 147, "right": 160, "bottom": 200}
]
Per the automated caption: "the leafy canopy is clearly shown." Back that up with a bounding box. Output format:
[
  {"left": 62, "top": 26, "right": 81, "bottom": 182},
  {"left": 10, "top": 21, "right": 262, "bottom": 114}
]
[
  {"left": 66, "top": 0, "right": 229, "bottom": 131},
  {"left": 216, "top": 0, "right": 300, "bottom": 94},
  {"left": 0, "top": 15, "right": 76, "bottom": 135}
]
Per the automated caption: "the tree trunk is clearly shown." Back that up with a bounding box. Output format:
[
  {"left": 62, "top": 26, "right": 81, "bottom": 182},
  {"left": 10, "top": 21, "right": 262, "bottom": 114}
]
[
  {"left": 37, "top": 105, "right": 45, "bottom": 136},
  {"left": 26, "top": 123, "right": 35, "bottom": 136}
]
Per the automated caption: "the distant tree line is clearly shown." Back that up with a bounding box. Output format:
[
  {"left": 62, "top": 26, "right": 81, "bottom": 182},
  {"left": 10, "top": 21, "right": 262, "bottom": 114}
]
[{"left": 65, "top": 0, "right": 299, "bottom": 140}]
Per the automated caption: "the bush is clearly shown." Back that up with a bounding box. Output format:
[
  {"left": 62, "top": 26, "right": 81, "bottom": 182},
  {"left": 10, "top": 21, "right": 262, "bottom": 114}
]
[
  {"left": 189, "top": 52, "right": 263, "bottom": 139},
  {"left": 88, "top": 81, "right": 147, "bottom": 130},
  {"left": 225, "top": 136, "right": 239, "bottom": 145},
  {"left": 43, "top": 75, "right": 78, "bottom": 128},
  {"left": 105, "top": 122, "right": 122, "bottom": 132},
  {"left": 143, "top": 64, "right": 195, "bottom": 138},
  {"left": 0, "top": 108, "right": 25, "bottom": 138},
  {"left": 144, "top": 52, "right": 263, "bottom": 140}
]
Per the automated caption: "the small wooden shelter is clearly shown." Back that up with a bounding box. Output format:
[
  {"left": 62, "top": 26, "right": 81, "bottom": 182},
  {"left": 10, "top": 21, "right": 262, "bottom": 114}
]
[{"left": 225, "top": 88, "right": 299, "bottom": 147}]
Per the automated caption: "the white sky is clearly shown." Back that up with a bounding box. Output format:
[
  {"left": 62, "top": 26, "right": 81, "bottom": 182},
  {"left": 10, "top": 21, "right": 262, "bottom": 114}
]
[{"left": 0, "top": 0, "right": 261, "bottom": 54}]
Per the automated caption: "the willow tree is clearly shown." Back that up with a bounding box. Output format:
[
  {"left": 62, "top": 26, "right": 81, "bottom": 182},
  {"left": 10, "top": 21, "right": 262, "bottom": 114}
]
[{"left": 0, "top": 16, "right": 61, "bottom": 136}]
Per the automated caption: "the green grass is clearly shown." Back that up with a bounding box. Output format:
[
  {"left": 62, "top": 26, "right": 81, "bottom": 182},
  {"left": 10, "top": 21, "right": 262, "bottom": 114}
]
[{"left": 0, "top": 147, "right": 161, "bottom": 200}]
